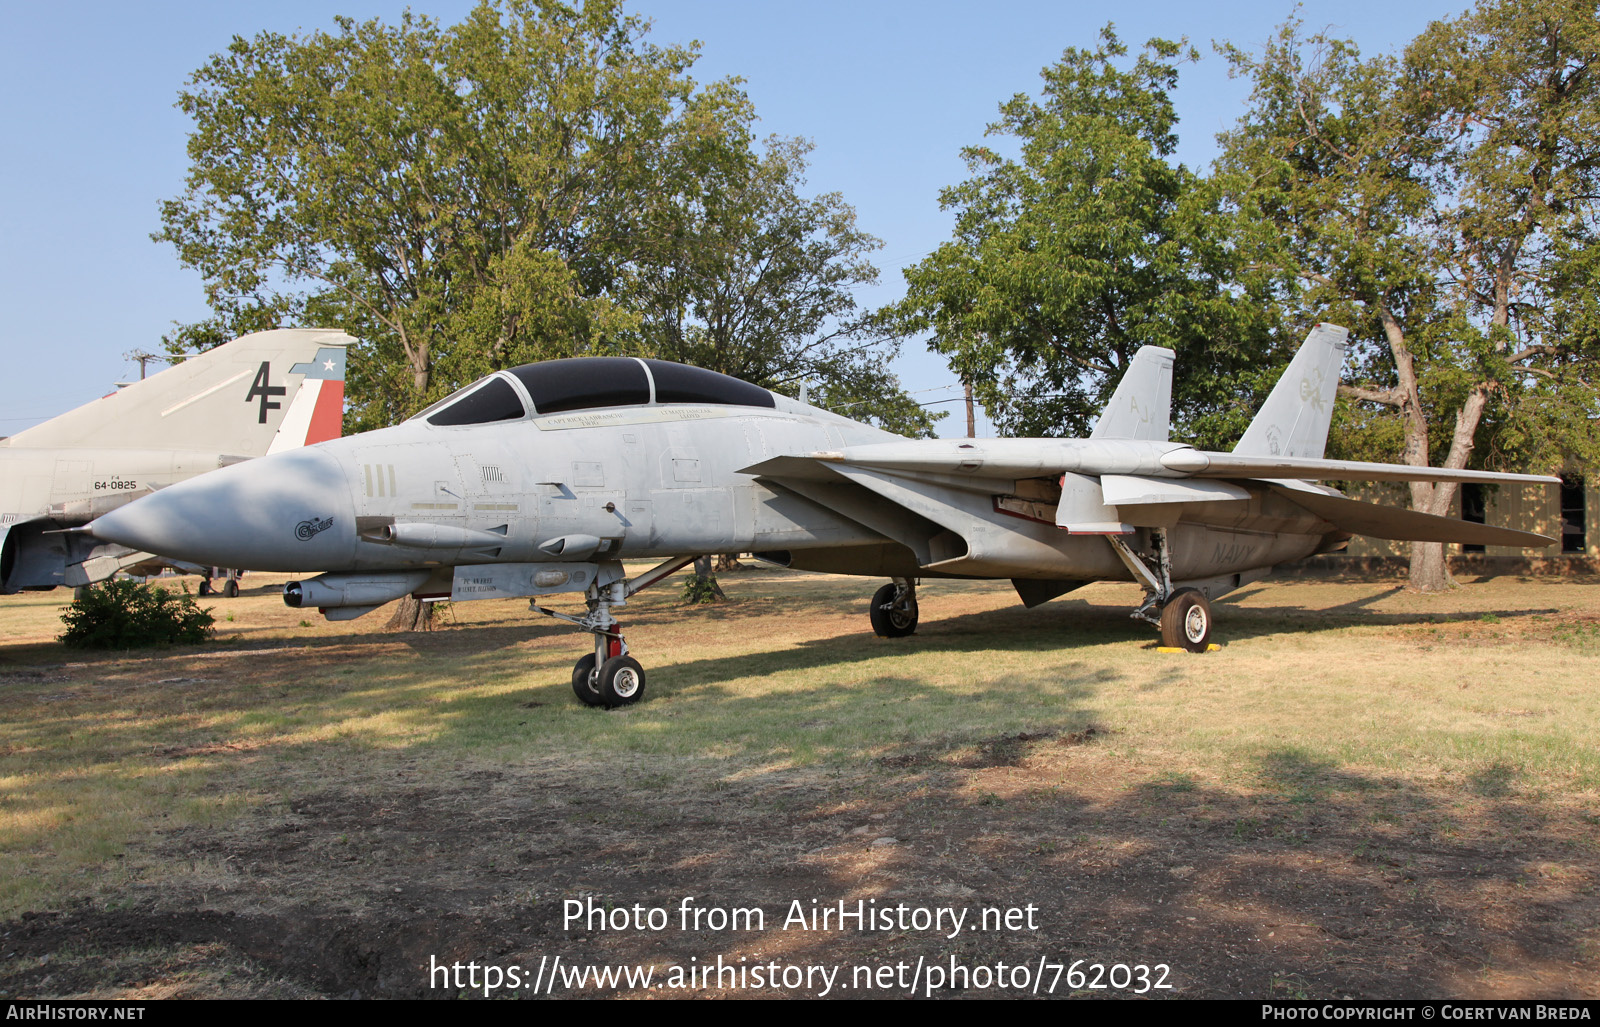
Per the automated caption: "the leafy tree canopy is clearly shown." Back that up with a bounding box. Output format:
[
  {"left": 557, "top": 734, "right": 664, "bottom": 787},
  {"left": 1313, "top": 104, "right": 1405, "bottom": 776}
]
[
  {"left": 159, "top": 0, "right": 929, "bottom": 435},
  {"left": 886, "top": 27, "right": 1279, "bottom": 445},
  {"left": 1216, "top": 0, "right": 1600, "bottom": 587}
]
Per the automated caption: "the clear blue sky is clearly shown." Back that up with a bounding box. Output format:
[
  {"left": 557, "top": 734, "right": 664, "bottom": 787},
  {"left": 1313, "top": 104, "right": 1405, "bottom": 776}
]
[{"left": 0, "top": 0, "right": 1469, "bottom": 437}]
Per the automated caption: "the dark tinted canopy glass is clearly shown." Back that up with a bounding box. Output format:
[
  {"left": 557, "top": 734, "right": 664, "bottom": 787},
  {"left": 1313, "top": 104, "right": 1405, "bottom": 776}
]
[
  {"left": 510, "top": 358, "right": 651, "bottom": 414},
  {"left": 506, "top": 357, "right": 775, "bottom": 413},
  {"left": 426, "top": 377, "right": 526, "bottom": 426},
  {"left": 643, "top": 360, "right": 776, "bottom": 408}
]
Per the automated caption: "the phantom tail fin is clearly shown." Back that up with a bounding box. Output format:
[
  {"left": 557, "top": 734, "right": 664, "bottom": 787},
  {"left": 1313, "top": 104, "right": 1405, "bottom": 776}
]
[
  {"left": 1091, "top": 345, "right": 1174, "bottom": 442},
  {"left": 1234, "top": 323, "right": 1349, "bottom": 460},
  {"left": 4, "top": 328, "right": 352, "bottom": 455}
]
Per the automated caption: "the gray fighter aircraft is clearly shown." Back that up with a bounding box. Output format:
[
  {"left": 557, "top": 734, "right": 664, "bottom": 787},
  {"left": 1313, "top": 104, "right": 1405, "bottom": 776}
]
[
  {"left": 86, "top": 323, "right": 1557, "bottom": 706},
  {"left": 2, "top": 328, "right": 352, "bottom": 594}
]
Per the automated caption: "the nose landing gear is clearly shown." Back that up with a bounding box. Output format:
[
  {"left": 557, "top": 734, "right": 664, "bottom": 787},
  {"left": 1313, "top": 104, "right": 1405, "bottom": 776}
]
[
  {"left": 534, "top": 555, "right": 696, "bottom": 708},
  {"left": 570, "top": 626, "right": 646, "bottom": 707}
]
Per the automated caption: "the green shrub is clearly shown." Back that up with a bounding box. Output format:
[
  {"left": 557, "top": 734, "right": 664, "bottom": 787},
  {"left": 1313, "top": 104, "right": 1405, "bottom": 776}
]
[
  {"left": 59, "top": 579, "right": 215, "bottom": 649},
  {"left": 679, "top": 574, "right": 724, "bottom": 604}
]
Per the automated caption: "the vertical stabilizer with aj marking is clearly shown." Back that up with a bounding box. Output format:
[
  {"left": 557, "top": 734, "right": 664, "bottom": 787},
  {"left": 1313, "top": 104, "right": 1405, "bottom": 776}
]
[
  {"left": 1091, "top": 345, "right": 1174, "bottom": 442},
  {"left": 1234, "top": 324, "right": 1349, "bottom": 460}
]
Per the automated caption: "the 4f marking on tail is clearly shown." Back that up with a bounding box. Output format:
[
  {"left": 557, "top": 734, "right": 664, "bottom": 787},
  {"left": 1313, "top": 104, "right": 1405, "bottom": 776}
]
[{"left": 247, "top": 362, "right": 286, "bottom": 423}]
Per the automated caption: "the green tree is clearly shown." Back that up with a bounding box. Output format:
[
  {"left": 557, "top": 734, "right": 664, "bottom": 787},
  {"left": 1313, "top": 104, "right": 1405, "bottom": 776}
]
[
  {"left": 60, "top": 580, "right": 214, "bottom": 650},
  {"left": 160, "top": 0, "right": 923, "bottom": 436},
  {"left": 1412, "top": 0, "right": 1600, "bottom": 475},
  {"left": 889, "top": 27, "right": 1279, "bottom": 445},
  {"left": 629, "top": 135, "right": 938, "bottom": 436},
  {"left": 160, "top": 0, "right": 737, "bottom": 428},
  {"left": 1218, "top": 1, "right": 1600, "bottom": 591}
]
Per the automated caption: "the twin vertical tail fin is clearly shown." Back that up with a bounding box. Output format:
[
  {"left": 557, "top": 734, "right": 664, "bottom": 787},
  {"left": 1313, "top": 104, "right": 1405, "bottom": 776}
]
[
  {"left": 1234, "top": 323, "right": 1350, "bottom": 460},
  {"left": 1085, "top": 326, "right": 1347, "bottom": 455},
  {"left": 1091, "top": 345, "right": 1175, "bottom": 441},
  {"left": 3, "top": 328, "right": 353, "bottom": 455}
]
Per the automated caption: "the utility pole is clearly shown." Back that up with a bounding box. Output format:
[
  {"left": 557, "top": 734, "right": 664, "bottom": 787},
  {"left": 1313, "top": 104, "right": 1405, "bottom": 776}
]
[
  {"left": 124, "top": 350, "right": 167, "bottom": 380},
  {"left": 964, "top": 381, "right": 975, "bottom": 438}
]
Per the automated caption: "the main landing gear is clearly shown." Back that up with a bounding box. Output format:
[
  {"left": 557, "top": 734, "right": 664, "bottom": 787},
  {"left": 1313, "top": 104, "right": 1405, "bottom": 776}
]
[
  {"left": 198, "top": 569, "right": 241, "bottom": 598},
  {"left": 1107, "top": 528, "right": 1214, "bottom": 653},
  {"left": 869, "top": 578, "right": 919, "bottom": 638},
  {"left": 532, "top": 555, "right": 696, "bottom": 708}
]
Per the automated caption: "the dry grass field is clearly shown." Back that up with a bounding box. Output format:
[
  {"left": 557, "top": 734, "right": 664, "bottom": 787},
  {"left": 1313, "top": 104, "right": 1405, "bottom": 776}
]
[{"left": 2, "top": 565, "right": 1598, "bottom": 999}]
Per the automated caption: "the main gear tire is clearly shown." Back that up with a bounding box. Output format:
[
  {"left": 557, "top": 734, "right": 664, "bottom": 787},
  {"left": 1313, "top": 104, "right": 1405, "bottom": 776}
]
[
  {"left": 868, "top": 583, "right": 918, "bottom": 638},
  {"left": 1159, "top": 588, "right": 1212, "bottom": 653}
]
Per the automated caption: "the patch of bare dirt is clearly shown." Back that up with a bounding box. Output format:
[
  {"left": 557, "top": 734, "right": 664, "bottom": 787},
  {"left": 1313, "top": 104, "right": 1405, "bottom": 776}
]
[{"left": 3, "top": 737, "right": 1597, "bottom": 999}]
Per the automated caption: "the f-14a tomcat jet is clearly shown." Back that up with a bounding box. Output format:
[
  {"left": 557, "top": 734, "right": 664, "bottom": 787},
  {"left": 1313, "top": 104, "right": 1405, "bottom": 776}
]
[{"left": 88, "top": 323, "right": 1557, "bottom": 706}]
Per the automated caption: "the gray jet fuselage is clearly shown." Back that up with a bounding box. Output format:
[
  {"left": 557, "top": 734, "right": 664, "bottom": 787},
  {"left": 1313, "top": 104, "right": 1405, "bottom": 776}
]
[
  {"left": 87, "top": 340, "right": 1558, "bottom": 699},
  {"left": 105, "top": 387, "right": 1331, "bottom": 587}
]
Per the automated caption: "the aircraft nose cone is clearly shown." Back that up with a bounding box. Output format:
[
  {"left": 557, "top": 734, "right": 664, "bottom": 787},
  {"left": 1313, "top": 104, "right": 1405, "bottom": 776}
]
[{"left": 89, "top": 448, "right": 356, "bottom": 571}]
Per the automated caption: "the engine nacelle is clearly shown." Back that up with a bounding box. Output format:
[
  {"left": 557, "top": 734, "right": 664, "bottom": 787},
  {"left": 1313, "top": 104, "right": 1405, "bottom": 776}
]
[{"left": 283, "top": 570, "right": 431, "bottom": 609}]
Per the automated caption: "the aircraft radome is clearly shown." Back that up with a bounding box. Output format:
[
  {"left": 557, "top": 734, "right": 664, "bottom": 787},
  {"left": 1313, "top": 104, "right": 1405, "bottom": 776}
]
[
  {"left": 86, "top": 324, "right": 1558, "bottom": 707},
  {"left": 2, "top": 328, "right": 351, "bottom": 595}
]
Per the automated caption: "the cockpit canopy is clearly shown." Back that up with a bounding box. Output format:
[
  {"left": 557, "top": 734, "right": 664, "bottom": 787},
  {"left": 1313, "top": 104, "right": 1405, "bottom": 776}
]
[{"left": 417, "top": 357, "right": 776, "bottom": 427}]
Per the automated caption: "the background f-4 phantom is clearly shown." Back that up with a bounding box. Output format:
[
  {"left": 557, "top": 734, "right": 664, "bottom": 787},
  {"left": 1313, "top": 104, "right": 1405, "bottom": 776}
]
[
  {"left": 89, "top": 324, "right": 1557, "bottom": 705},
  {"left": 2, "top": 328, "right": 352, "bottom": 593}
]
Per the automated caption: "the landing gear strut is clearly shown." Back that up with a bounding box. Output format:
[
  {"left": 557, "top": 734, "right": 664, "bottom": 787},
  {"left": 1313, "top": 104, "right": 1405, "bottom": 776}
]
[
  {"left": 869, "top": 578, "right": 919, "bottom": 637},
  {"left": 1107, "top": 529, "right": 1213, "bottom": 653},
  {"left": 534, "top": 555, "right": 696, "bottom": 708}
]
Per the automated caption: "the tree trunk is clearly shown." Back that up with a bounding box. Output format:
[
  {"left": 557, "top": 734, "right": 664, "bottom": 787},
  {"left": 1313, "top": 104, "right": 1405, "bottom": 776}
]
[
  {"left": 713, "top": 553, "right": 742, "bottom": 572},
  {"left": 685, "top": 555, "right": 726, "bottom": 601},
  {"left": 385, "top": 595, "right": 435, "bottom": 631},
  {"left": 1375, "top": 305, "right": 1488, "bottom": 593},
  {"left": 1408, "top": 540, "right": 1455, "bottom": 592}
]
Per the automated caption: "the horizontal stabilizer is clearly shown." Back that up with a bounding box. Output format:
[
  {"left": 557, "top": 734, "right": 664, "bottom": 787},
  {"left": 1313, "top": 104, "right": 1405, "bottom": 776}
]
[
  {"left": 1091, "top": 346, "right": 1173, "bottom": 442},
  {"left": 63, "top": 544, "right": 151, "bottom": 587},
  {"left": 1162, "top": 450, "right": 1562, "bottom": 487},
  {"left": 1271, "top": 486, "right": 1557, "bottom": 547},
  {"left": 1057, "top": 472, "right": 1131, "bottom": 533}
]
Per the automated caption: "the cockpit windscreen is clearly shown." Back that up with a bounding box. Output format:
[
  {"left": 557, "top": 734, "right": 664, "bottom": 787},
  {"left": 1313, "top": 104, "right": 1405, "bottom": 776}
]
[
  {"left": 424, "top": 377, "right": 526, "bottom": 426},
  {"left": 419, "top": 357, "right": 778, "bottom": 425}
]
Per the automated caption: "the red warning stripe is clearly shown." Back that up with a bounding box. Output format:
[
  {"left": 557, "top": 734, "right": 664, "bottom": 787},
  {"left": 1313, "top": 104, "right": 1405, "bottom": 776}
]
[{"left": 305, "top": 380, "right": 345, "bottom": 444}]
